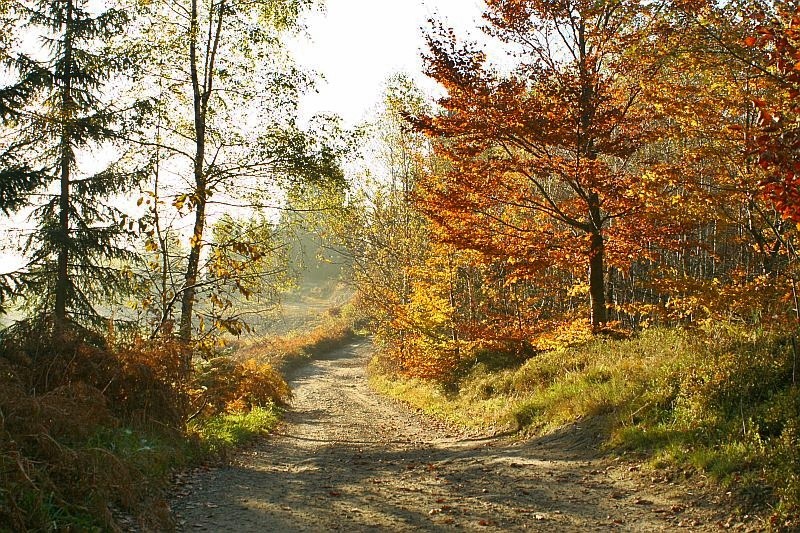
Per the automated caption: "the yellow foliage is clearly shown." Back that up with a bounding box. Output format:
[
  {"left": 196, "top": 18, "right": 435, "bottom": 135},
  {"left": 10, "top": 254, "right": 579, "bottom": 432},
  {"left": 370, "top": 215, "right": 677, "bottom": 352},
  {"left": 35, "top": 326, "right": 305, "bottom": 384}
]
[
  {"left": 534, "top": 319, "right": 595, "bottom": 352},
  {"left": 194, "top": 357, "right": 290, "bottom": 416}
]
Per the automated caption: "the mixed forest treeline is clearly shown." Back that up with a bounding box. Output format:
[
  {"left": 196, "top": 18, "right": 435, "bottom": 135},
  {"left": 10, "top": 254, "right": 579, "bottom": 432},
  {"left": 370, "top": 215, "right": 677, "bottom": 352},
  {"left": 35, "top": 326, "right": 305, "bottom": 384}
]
[
  {"left": 0, "top": 0, "right": 347, "bottom": 344},
  {"left": 333, "top": 1, "right": 800, "bottom": 524},
  {"left": 341, "top": 0, "right": 800, "bottom": 380}
]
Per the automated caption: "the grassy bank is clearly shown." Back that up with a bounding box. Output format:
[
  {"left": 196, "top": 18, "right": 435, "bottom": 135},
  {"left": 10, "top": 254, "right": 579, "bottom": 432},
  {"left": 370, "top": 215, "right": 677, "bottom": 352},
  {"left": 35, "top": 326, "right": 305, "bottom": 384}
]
[
  {"left": 191, "top": 405, "right": 283, "bottom": 456},
  {"left": 369, "top": 324, "right": 799, "bottom": 527}
]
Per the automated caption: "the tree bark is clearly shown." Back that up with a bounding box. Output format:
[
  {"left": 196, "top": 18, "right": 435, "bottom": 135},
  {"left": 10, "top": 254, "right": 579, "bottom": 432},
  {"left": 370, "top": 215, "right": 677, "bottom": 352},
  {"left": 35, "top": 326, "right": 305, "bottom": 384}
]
[
  {"left": 55, "top": 0, "right": 74, "bottom": 336},
  {"left": 588, "top": 230, "right": 607, "bottom": 327},
  {"left": 588, "top": 190, "right": 607, "bottom": 327},
  {"left": 577, "top": 19, "right": 607, "bottom": 328},
  {"left": 178, "top": 0, "right": 225, "bottom": 347},
  {"left": 179, "top": 193, "right": 205, "bottom": 344},
  {"left": 178, "top": 0, "right": 205, "bottom": 346}
]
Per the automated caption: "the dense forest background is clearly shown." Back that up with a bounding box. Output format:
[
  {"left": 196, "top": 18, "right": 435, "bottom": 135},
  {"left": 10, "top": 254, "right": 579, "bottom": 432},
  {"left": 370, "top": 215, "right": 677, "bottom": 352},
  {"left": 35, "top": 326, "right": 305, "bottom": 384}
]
[{"left": 0, "top": 0, "right": 799, "bottom": 529}]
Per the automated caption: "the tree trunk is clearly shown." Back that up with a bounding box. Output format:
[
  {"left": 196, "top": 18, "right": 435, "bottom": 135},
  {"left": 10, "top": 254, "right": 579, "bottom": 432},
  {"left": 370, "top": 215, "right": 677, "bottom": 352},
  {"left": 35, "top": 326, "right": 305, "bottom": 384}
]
[
  {"left": 55, "top": 0, "right": 74, "bottom": 336},
  {"left": 577, "top": 21, "right": 606, "bottom": 328},
  {"left": 588, "top": 230, "right": 607, "bottom": 327},
  {"left": 178, "top": 119, "right": 206, "bottom": 344},
  {"left": 447, "top": 254, "right": 460, "bottom": 359},
  {"left": 178, "top": 0, "right": 206, "bottom": 347},
  {"left": 178, "top": 196, "right": 205, "bottom": 344},
  {"left": 588, "top": 190, "right": 607, "bottom": 327}
]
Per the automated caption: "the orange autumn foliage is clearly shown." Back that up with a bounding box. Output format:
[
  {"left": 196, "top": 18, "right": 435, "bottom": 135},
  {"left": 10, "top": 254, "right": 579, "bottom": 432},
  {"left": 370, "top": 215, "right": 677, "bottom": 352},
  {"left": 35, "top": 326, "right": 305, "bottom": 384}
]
[
  {"left": 194, "top": 357, "right": 291, "bottom": 415},
  {"left": 412, "top": 0, "right": 680, "bottom": 327},
  {"left": 744, "top": 2, "right": 800, "bottom": 222},
  {"left": 360, "top": 0, "right": 800, "bottom": 385}
]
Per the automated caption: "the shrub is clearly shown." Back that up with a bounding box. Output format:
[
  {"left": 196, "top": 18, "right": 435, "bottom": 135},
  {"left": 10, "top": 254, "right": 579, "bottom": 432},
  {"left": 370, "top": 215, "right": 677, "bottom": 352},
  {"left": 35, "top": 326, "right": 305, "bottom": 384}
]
[
  {"left": 0, "top": 357, "right": 141, "bottom": 530},
  {"left": 110, "top": 337, "right": 191, "bottom": 428},
  {"left": 194, "top": 357, "right": 291, "bottom": 416},
  {"left": 0, "top": 329, "right": 259, "bottom": 530}
]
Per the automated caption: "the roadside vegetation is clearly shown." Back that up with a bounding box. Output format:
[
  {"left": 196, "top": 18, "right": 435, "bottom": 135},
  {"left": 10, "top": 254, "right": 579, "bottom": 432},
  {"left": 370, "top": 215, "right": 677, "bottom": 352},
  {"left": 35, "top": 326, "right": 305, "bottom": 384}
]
[
  {"left": 370, "top": 324, "right": 799, "bottom": 528},
  {"left": 236, "top": 298, "right": 365, "bottom": 374},
  {"left": 0, "top": 292, "right": 361, "bottom": 530},
  {"left": 0, "top": 0, "right": 353, "bottom": 526},
  {"left": 0, "top": 331, "right": 290, "bottom": 531}
]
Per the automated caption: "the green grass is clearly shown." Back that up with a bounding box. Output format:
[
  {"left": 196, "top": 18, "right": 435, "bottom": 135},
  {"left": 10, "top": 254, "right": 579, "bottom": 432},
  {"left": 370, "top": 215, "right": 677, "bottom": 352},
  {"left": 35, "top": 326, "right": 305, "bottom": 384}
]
[
  {"left": 369, "top": 324, "right": 800, "bottom": 525},
  {"left": 191, "top": 404, "right": 283, "bottom": 456}
]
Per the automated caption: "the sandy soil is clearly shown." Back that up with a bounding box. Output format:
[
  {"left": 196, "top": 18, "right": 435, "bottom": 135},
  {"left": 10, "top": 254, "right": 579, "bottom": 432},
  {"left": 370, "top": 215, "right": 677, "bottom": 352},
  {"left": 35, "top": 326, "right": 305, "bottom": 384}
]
[{"left": 171, "top": 339, "right": 760, "bottom": 532}]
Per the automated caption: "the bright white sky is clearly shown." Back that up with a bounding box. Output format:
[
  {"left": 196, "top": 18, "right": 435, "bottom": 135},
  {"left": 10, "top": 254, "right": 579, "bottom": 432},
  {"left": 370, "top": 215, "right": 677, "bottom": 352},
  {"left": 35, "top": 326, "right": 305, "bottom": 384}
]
[{"left": 290, "top": 0, "right": 489, "bottom": 127}]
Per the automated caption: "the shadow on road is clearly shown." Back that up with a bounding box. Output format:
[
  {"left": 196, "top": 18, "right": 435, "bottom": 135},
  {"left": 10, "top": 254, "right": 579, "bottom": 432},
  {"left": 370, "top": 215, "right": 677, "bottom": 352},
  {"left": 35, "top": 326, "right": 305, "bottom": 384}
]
[{"left": 173, "top": 338, "right": 729, "bottom": 532}]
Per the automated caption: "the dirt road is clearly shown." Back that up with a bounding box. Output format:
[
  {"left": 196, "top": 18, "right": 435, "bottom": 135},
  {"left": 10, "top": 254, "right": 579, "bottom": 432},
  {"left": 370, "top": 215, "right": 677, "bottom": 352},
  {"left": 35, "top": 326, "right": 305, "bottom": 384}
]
[{"left": 171, "top": 339, "right": 747, "bottom": 532}]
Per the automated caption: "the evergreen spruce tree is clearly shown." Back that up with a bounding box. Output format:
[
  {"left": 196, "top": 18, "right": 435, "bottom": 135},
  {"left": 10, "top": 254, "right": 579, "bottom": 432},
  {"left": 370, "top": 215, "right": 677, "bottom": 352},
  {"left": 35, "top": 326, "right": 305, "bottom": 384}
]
[
  {"left": 0, "top": 6, "right": 51, "bottom": 309},
  {"left": 2, "top": 0, "right": 144, "bottom": 337},
  {"left": 0, "top": 55, "right": 51, "bottom": 215}
]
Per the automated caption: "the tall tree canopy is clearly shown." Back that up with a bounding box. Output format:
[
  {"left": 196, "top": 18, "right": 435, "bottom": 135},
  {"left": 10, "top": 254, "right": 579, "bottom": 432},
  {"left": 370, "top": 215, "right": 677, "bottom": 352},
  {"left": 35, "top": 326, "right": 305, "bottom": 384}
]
[
  {"left": 134, "top": 0, "right": 347, "bottom": 344},
  {"left": 414, "top": 0, "right": 673, "bottom": 327},
  {"left": 743, "top": 1, "right": 800, "bottom": 223}
]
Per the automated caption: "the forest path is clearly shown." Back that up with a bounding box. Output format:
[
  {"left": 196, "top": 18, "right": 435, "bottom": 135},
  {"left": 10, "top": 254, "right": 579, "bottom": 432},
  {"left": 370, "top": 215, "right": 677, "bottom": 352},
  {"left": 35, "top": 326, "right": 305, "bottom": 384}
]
[{"left": 171, "top": 339, "right": 736, "bottom": 532}]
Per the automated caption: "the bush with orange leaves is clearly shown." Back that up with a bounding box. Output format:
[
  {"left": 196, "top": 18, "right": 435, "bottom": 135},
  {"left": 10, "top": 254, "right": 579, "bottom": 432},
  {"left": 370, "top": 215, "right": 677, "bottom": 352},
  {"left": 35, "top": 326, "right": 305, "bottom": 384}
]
[
  {"left": 110, "top": 336, "right": 194, "bottom": 428},
  {"left": 193, "top": 357, "right": 291, "bottom": 416},
  {"left": 111, "top": 335, "right": 290, "bottom": 423},
  {"left": 0, "top": 320, "right": 290, "bottom": 530}
]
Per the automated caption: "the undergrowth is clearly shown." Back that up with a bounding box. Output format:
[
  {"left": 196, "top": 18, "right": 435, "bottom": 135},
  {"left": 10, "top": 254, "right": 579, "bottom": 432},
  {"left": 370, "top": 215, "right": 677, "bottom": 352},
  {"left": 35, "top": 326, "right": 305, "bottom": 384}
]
[
  {"left": 369, "top": 324, "right": 800, "bottom": 528},
  {"left": 0, "top": 326, "right": 290, "bottom": 531}
]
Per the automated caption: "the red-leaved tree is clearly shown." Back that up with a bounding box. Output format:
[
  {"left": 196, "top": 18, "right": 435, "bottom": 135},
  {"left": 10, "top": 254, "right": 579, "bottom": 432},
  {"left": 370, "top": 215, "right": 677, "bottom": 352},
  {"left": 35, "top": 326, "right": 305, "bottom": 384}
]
[
  {"left": 746, "top": 2, "right": 800, "bottom": 222},
  {"left": 412, "top": 0, "right": 671, "bottom": 327}
]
